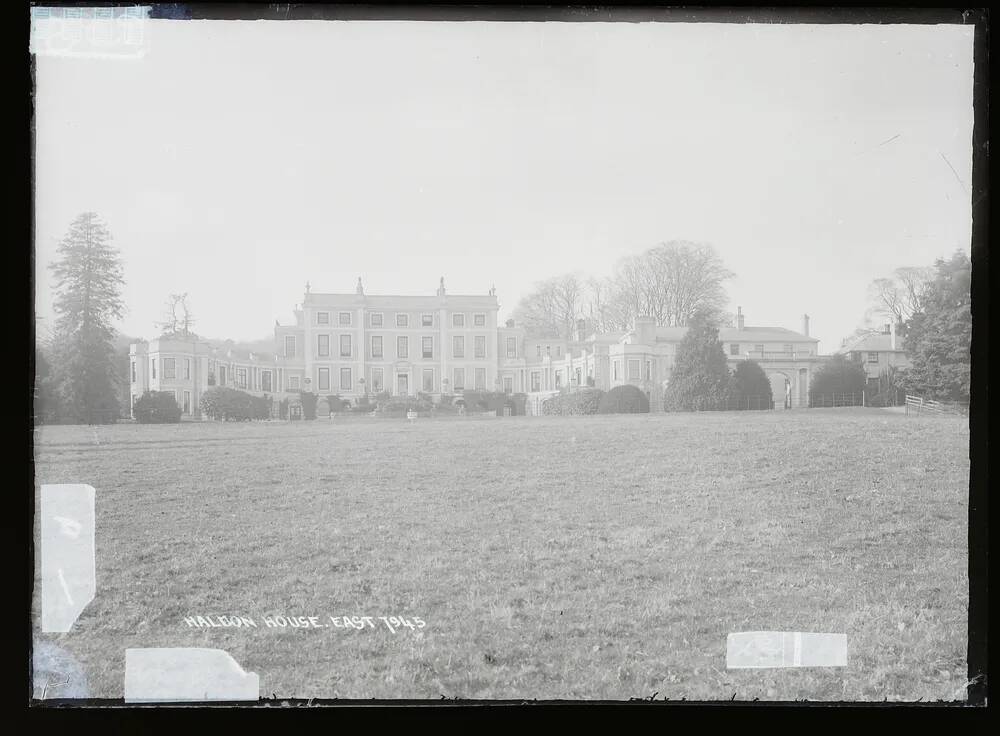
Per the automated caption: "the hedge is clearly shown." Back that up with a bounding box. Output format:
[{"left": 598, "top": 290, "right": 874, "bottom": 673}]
[
  {"left": 200, "top": 387, "right": 271, "bottom": 421},
  {"left": 133, "top": 391, "right": 182, "bottom": 424},
  {"left": 597, "top": 385, "right": 650, "bottom": 414},
  {"left": 542, "top": 388, "right": 603, "bottom": 416}
]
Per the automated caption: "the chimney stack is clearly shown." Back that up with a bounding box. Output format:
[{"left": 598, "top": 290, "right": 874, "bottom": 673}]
[
  {"left": 737, "top": 306, "right": 745, "bottom": 330},
  {"left": 802, "top": 314, "right": 810, "bottom": 337},
  {"left": 575, "top": 318, "right": 587, "bottom": 342}
]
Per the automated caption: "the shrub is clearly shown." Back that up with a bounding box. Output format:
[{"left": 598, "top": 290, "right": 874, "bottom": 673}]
[
  {"left": 542, "top": 388, "right": 603, "bottom": 415},
  {"left": 598, "top": 385, "right": 650, "bottom": 414},
  {"left": 278, "top": 397, "right": 289, "bottom": 420},
  {"left": 508, "top": 393, "right": 528, "bottom": 416},
  {"left": 200, "top": 387, "right": 253, "bottom": 421},
  {"left": 461, "top": 391, "right": 507, "bottom": 414},
  {"left": 326, "top": 394, "right": 350, "bottom": 413},
  {"left": 300, "top": 391, "right": 318, "bottom": 420},
  {"left": 375, "top": 395, "right": 432, "bottom": 416},
  {"left": 726, "top": 360, "right": 773, "bottom": 410},
  {"left": 809, "top": 355, "right": 866, "bottom": 405},
  {"left": 133, "top": 391, "right": 182, "bottom": 424}
]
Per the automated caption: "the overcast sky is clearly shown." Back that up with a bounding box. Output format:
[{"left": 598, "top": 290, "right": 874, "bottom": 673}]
[{"left": 33, "top": 20, "right": 974, "bottom": 353}]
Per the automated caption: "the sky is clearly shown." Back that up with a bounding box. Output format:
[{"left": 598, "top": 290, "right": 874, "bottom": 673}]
[{"left": 33, "top": 19, "right": 975, "bottom": 354}]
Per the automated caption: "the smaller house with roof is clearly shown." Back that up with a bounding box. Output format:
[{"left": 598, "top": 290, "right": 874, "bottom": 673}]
[{"left": 837, "top": 323, "right": 910, "bottom": 388}]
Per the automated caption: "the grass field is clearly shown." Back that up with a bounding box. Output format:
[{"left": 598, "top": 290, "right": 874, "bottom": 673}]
[{"left": 32, "top": 408, "right": 970, "bottom": 701}]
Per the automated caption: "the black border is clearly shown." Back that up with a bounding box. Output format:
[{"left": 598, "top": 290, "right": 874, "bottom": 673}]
[{"left": 21, "top": 1, "right": 990, "bottom": 720}]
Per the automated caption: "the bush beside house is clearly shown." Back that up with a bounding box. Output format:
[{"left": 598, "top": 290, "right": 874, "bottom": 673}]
[
  {"left": 542, "top": 388, "right": 603, "bottom": 415},
  {"left": 132, "top": 390, "right": 183, "bottom": 423},
  {"left": 598, "top": 385, "right": 650, "bottom": 414},
  {"left": 200, "top": 387, "right": 271, "bottom": 421}
]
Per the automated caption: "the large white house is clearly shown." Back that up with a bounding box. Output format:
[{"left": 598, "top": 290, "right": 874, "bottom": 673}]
[{"left": 130, "top": 282, "right": 822, "bottom": 417}]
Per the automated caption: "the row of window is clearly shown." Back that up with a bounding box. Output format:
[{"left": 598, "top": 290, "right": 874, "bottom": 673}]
[
  {"left": 314, "top": 366, "right": 489, "bottom": 393},
  {"left": 314, "top": 311, "right": 489, "bottom": 328},
  {"left": 611, "top": 359, "right": 653, "bottom": 382},
  {"left": 297, "top": 334, "right": 495, "bottom": 359},
  {"left": 728, "top": 343, "right": 804, "bottom": 356},
  {"left": 136, "top": 357, "right": 192, "bottom": 382}
]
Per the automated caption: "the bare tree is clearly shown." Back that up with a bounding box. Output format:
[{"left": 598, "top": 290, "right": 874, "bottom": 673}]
[
  {"left": 511, "top": 274, "right": 586, "bottom": 340},
  {"left": 156, "top": 293, "right": 198, "bottom": 337},
  {"left": 603, "top": 241, "right": 733, "bottom": 328},
  {"left": 866, "top": 266, "right": 934, "bottom": 325}
]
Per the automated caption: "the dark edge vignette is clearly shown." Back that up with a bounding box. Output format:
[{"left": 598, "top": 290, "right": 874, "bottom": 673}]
[{"left": 23, "top": 2, "right": 989, "bottom": 722}]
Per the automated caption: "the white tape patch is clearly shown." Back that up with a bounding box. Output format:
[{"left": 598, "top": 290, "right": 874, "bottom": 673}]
[
  {"left": 726, "top": 631, "right": 848, "bottom": 669},
  {"left": 125, "top": 648, "right": 260, "bottom": 703},
  {"left": 41, "top": 484, "right": 96, "bottom": 633}
]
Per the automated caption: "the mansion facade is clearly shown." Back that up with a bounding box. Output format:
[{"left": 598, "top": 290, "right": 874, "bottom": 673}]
[{"left": 129, "top": 281, "right": 823, "bottom": 417}]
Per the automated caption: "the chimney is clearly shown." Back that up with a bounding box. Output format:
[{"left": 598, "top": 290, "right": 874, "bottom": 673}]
[
  {"left": 890, "top": 321, "right": 897, "bottom": 350},
  {"left": 634, "top": 316, "right": 656, "bottom": 345},
  {"left": 802, "top": 314, "right": 810, "bottom": 337},
  {"left": 883, "top": 323, "right": 891, "bottom": 335},
  {"left": 437, "top": 276, "right": 446, "bottom": 297},
  {"left": 737, "top": 306, "right": 745, "bottom": 330},
  {"left": 575, "top": 318, "right": 587, "bottom": 342}
]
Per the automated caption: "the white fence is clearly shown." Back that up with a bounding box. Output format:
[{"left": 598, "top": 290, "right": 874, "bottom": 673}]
[{"left": 904, "top": 394, "right": 969, "bottom": 417}]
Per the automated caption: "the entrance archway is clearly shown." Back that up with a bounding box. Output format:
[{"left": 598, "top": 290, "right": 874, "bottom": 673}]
[{"left": 767, "top": 371, "right": 792, "bottom": 410}]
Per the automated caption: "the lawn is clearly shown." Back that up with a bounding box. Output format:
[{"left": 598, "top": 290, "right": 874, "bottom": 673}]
[{"left": 31, "top": 408, "right": 970, "bottom": 701}]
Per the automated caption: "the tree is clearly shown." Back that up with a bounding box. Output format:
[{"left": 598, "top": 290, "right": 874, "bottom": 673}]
[
  {"left": 156, "top": 293, "right": 197, "bottom": 338},
  {"left": 599, "top": 241, "right": 733, "bottom": 328},
  {"left": 511, "top": 274, "right": 586, "bottom": 339},
  {"left": 727, "top": 360, "right": 773, "bottom": 409},
  {"left": 899, "top": 251, "right": 971, "bottom": 402},
  {"left": 133, "top": 391, "right": 182, "bottom": 423},
  {"left": 663, "top": 311, "right": 731, "bottom": 411},
  {"left": 865, "top": 266, "right": 934, "bottom": 326},
  {"left": 48, "top": 212, "right": 125, "bottom": 424},
  {"left": 808, "top": 355, "right": 866, "bottom": 404}
]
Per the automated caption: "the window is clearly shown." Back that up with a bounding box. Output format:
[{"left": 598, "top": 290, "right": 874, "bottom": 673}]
[
  {"left": 783, "top": 344, "right": 793, "bottom": 354},
  {"left": 422, "top": 368, "right": 434, "bottom": 392},
  {"left": 371, "top": 335, "right": 383, "bottom": 358},
  {"left": 422, "top": 336, "right": 433, "bottom": 359},
  {"left": 340, "top": 334, "right": 352, "bottom": 358},
  {"left": 318, "top": 334, "right": 330, "bottom": 357},
  {"left": 546, "top": 346, "right": 551, "bottom": 356},
  {"left": 370, "top": 313, "right": 383, "bottom": 328},
  {"left": 163, "top": 358, "right": 176, "bottom": 379},
  {"left": 371, "top": 367, "right": 383, "bottom": 393},
  {"left": 317, "top": 311, "right": 330, "bottom": 325},
  {"left": 628, "top": 359, "right": 640, "bottom": 381},
  {"left": 531, "top": 372, "right": 540, "bottom": 391},
  {"left": 575, "top": 368, "right": 581, "bottom": 386},
  {"left": 261, "top": 371, "right": 272, "bottom": 392},
  {"left": 236, "top": 367, "right": 247, "bottom": 389},
  {"left": 645, "top": 361, "right": 651, "bottom": 381},
  {"left": 130, "top": 361, "right": 136, "bottom": 382},
  {"left": 318, "top": 368, "right": 330, "bottom": 391},
  {"left": 184, "top": 358, "right": 191, "bottom": 379},
  {"left": 536, "top": 345, "right": 541, "bottom": 357},
  {"left": 474, "top": 314, "right": 486, "bottom": 327},
  {"left": 475, "top": 335, "right": 486, "bottom": 358},
  {"left": 613, "top": 361, "right": 620, "bottom": 380},
  {"left": 453, "top": 313, "right": 465, "bottom": 327},
  {"left": 475, "top": 368, "right": 486, "bottom": 390},
  {"left": 217, "top": 365, "right": 224, "bottom": 386},
  {"left": 556, "top": 346, "right": 561, "bottom": 357},
  {"left": 151, "top": 358, "right": 157, "bottom": 379},
  {"left": 868, "top": 352, "right": 879, "bottom": 363},
  {"left": 288, "top": 375, "right": 299, "bottom": 390},
  {"left": 396, "top": 314, "right": 409, "bottom": 327},
  {"left": 753, "top": 344, "right": 765, "bottom": 354},
  {"left": 555, "top": 371, "right": 562, "bottom": 388},
  {"left": 421, "top": 313, "right": 433, "bottom": 327},
  {"left": 503, "top": 376, "right": 513, "bottom": 394},
  {"left": 397, "top": 336, "right": 408, "bottom": 358},
  {"left": 730, "top": 343, "right": 740, "bottom": 356},
  {"left": 339, "top": 312, "right": 352, "bottom": 326},
  {"left": 340, "top": 367, "right": 352, "bottom": 391},
  {"left": 506, "top": 337, "right": 517, "bottom": 358},
  {"left": 284, "top": 335, "right": 296, "bottom": 357},
  {"left": 183, "top": 391, "right": 191, "bottom": 414},
  {"left": 453, "top": 336, "right": 465, "bottom": 358},
  {"left": 453, "top": 367, "right": 465, "bottom": 390}
]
